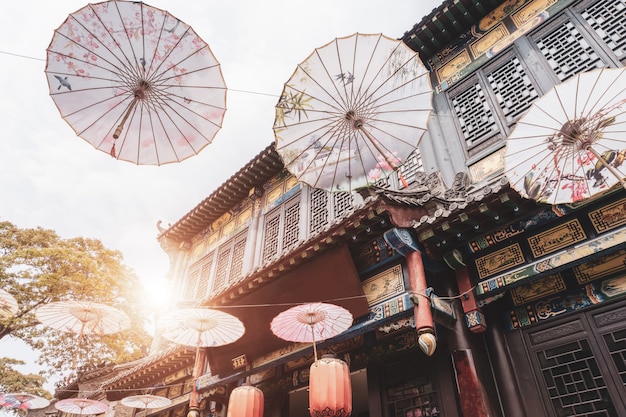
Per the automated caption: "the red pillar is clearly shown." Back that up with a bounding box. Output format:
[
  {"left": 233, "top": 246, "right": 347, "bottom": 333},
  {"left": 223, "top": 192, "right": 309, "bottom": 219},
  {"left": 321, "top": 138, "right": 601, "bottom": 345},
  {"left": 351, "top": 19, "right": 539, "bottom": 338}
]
[
  {"left": 407, "top": 250, "right": 433, "bottom": 332},
  {"left": 456, "top": 266, "right": 487, "bottom": 333},
  {"left": 189, "top": 347, "right": 207, "bottom": 413},
  {"left": 406, "top": 250, "right": 436, "bottom": 356}
]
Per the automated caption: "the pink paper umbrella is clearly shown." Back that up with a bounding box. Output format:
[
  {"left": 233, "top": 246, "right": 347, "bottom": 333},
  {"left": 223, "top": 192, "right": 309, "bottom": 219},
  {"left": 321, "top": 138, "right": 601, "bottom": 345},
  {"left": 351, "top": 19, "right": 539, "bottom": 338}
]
[
  {"left": 45, "top": 1, "right": 227, "bottom": 165},
  {"left": 270, "top": 302, "right": 353, "bottom": 360}
]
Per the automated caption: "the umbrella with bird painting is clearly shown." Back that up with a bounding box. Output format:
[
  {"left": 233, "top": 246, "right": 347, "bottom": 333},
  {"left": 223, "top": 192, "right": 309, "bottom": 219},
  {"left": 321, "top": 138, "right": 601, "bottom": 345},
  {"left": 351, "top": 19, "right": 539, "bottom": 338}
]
[
  {"left": 505, "top": 67, "right": 626, "bottom": 205},
  {"left": 274, "top": 33, "right": 433, "bottom": 192},
  {"left": 45, "top": 1, "right": 226, "bottom": 165}
]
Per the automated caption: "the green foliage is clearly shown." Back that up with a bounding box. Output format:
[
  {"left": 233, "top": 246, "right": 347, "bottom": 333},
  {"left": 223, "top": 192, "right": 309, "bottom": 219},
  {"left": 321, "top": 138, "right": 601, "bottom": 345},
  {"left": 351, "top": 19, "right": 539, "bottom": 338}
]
[
  {"left": 0, "top": 221, "right": 151, "bottom": 383},
  {"left": 0, "top": 358, "right": 51, "bottom": 398}
]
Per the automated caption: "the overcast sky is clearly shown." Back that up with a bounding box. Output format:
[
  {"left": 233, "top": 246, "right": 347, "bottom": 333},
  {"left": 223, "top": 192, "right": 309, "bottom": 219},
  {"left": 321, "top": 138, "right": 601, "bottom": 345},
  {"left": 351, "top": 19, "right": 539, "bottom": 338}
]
[{"left": 0, "top": 0, "right": 441, "bottom": 390}]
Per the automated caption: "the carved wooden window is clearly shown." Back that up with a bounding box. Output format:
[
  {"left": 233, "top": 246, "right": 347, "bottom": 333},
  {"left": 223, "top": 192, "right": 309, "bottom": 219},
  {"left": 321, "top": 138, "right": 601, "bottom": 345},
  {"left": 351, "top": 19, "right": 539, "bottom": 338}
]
[
  {"left": 522, "top": 303, "right": 626, "bottom": 415},
  {"left": 449, "top": 78, "right": 499, "bottom": 151},
  {"left": 230, "top": 238, "right": 246, "bottom": 283},
  {"left": 386, "top": 374, "right": 440, "bottom": 417},
  {"left": 183, "top": 269, "right": 200, "bottom": 301},
  {"left": 580, "top": 0, "right": 626, "bottom": 62},
  {"left": 536, "top": 338, "right": 618, "bottom": 415},
  {"left": 398, "top": 149, "right": 424, "bottom": 189},
  {"left": 533, "top": 18, "right": 605, "bottom": 82},
  {"left": 261, "top": 196, "right": 301, "bottom": 262},
  {"left": 486, "top": 56, "right": 538, "bottom": 125},
  {"left": 213, "top": 246, "right": 231, "bottom": 292},
  {"left": 333, "top": 192, "right": 353, "bottom": 218},
  {"left": 197, "top": 259, "right": 212, "bottom": 300},
  {"left": 310, "top": 189, "right": 329, "bottom": 233},
  {"left": 283, "top": 201, "right": 301, "bottom": 249},
  {"left": 262, "top": 211, "right": 281, "bottom": 262},
  {"left": 211, "top": 233, "right": 247, "bottom": 292},
  {"left": 309, "top": 189, "right": 354, "bottom": 233}
]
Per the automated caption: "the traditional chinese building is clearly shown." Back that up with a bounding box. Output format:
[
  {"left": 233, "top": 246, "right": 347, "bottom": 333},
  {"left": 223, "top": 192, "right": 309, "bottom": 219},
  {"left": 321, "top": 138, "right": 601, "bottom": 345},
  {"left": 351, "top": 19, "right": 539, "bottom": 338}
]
[{"left": 100, "top": 0, "right": 626, "bottom": 416}]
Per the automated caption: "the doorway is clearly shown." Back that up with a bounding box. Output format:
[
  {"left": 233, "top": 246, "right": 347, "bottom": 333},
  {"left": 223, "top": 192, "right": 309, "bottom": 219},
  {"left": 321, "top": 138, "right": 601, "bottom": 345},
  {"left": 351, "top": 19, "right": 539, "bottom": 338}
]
[{"left": 522, "top": 300, "right": 626, "bottom": 416}]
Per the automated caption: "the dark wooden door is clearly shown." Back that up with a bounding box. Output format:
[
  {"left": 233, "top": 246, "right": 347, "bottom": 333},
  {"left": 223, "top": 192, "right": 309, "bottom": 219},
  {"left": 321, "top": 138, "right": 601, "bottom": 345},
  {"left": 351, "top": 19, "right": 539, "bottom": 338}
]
[{"left": 523, "top": 300, "right": 626, "bottom": 416}]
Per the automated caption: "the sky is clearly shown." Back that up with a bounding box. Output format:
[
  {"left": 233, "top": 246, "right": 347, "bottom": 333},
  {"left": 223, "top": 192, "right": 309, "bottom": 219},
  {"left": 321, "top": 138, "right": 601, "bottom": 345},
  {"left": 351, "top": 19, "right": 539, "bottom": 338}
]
[{"left": 0, "top": 0, "right": 442, "bottom": 392}]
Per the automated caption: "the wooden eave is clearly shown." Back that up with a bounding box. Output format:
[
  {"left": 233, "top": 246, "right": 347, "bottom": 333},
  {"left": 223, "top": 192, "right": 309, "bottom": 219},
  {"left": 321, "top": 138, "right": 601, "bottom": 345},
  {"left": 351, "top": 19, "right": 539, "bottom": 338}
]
[
  {"left": 101, "top": 345, "right": 195, "bottom": 397},
  {"left": 206, "top": 196, "right": 388, "bottom": 306},
  {"left": 374, "top": 175, "right": 540, "bottom": 258},
  {"left": 158, "top": 144, "right": 283, "bottom": 243},
  {"left": 401, "top": 0, "right": 502, "bottom": 59}
]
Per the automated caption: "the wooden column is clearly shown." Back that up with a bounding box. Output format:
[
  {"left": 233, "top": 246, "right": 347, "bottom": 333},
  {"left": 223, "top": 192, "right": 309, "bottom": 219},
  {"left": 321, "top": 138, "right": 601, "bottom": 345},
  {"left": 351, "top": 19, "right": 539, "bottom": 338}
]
[
  {"left": 188, "top": 347, "right": 207, "bottom": 417},
  {"left": 456, "top": 265, "right": 487, "bottom": 333},
  {"left": 384, "top": 228, "right": 436, "bottom": 356}
]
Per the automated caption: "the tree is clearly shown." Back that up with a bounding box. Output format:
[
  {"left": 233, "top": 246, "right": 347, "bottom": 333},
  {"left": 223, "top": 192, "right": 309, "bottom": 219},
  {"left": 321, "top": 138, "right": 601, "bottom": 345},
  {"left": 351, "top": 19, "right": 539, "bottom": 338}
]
[
  {"left": 0, "top": 357, "right": 51, "bottom": 397},
  {"left": 0, "top": 221, "right": 151, "bottom": 384}
]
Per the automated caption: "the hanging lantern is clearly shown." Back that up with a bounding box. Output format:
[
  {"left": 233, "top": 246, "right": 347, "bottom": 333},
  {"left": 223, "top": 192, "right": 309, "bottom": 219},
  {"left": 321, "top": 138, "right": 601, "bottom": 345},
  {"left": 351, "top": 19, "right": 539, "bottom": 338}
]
[
  {"left": 309, "top": 354, "right": 352, "bottom": 417},
  {"left": 226, "top": 384, "right": 264, "bottom": 417}
]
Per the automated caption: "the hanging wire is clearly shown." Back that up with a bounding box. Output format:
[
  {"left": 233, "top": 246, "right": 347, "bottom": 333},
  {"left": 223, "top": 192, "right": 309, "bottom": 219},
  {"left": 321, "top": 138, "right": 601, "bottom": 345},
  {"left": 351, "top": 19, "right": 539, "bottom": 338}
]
[{"left": 0, "top": 49, "right": 279, "bottom": 98}]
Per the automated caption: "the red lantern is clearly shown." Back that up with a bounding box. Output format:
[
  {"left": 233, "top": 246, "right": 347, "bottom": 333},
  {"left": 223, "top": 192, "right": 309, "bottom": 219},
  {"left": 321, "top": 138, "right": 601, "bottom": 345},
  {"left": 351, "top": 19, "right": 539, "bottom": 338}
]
[
  {"left": 309, "top": 354, "right": 352, "bottom": 417},
  {"left": 226, "top": 384, "right": 264, "bottom": 417}
]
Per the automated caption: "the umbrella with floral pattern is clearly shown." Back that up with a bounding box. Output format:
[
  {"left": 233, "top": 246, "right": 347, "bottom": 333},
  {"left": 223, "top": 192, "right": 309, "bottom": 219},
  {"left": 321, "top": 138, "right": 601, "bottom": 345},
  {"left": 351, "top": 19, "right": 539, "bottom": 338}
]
[
  {"left": 274, "top": 33, "right": 433, "bottom": 192},
  {"left": 45, "top": 1, "right": 226, "bottom": 165},
  {"left": 505, "top": 67, "right": 626, "bottom": 204}
]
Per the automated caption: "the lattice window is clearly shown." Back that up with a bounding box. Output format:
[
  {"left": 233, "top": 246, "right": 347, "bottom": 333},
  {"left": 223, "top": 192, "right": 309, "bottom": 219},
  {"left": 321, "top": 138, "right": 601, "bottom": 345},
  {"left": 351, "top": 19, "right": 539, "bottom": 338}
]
[
  {"left": 398, "top": 150, "right": 424, "bottom": 188},
  {"left": 197, "top": 259, "right": 212, "bottom": 299},
  {"left": 262, "top": 213, "right": 281, "bottom": 262},
  {"left": 213, "top": 248, "right": 231, "bottom": 291},
  {"left": 535, "top": 20, "right": 604, "bottom": 81},
  {"left": 581, "top": 0, "right": 626, "bottom": 61},
  {"left": 184, "top": 269, "right": 200, "bottom": 300},
  {"left": 450, "top": 81, "right": 498, "bottom": 149},
  {"left": 310, "top": 189, "right": 329, "bottom": 233},
  {"left": 487, "top": 57, "right": 538, "bottom": 125},
  {"left": 230, "top": 238, "right": 246, "bottom": 281},
  {"left": 387, "top": 375, "right": 439, "bottom": 417},
  {"left": 536, "top": 339, "right": 618, "bottom": 416},
  {"left": 603, "top": 328, "right": 626, "bottom": 391},
  {"left": 283, "top": 202, "right": 301, "bottom": 249},
  {"left": 333, "top": 192, "right": 353, "bottom": 218}
]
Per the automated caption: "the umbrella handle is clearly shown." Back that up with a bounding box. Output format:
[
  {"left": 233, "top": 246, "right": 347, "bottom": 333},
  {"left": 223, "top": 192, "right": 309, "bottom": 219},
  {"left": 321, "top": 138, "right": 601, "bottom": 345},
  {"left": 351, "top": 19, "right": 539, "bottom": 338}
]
[
  {"left": 347, "top": 112, "right": 405, "bottom": 180},
  {"left": 310, "top": 324, "right": 318, "bottom": 361},
  {"left": 113, "top": 97, "right": 139, "bottom": 139},
  {"left": 587, "top": 147, "right": 626, "bottom": 189}
]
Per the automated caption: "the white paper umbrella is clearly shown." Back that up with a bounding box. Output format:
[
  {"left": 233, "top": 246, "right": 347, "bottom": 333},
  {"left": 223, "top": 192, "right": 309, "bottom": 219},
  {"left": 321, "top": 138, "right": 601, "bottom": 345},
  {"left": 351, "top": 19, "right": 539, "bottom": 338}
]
[
  {"left": 121, "top": 395, "right": 171, "bottom": 409},
  {"left": 45, "top": 1, "right": 226, "bottom": 165},
  {"left": 157, "top": 308, "right": 245, "bottom": 348},
  {"left": 35, "top": 300, "right": 130, "bottom": 336},
  {"left": 0, "top": 289, "right": 18, "bottom": 320},
  {"left": 0, "top": 393, "right": 50, "bottom": 410},
  {"left": 55, "top": 399, "right": 108, "bottom": 415},
  {"left": 505, "top": 67, "right": 626, "bottom": 204},
  {"left": 35, "top": 300, "right": 130, "bottom": 380},
  {"left": 274, "top": 33, "right": 433, "bottom": 192},
  {"left": 270, "top": 302, "right": 353, "bottom": 360}
]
